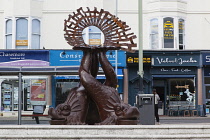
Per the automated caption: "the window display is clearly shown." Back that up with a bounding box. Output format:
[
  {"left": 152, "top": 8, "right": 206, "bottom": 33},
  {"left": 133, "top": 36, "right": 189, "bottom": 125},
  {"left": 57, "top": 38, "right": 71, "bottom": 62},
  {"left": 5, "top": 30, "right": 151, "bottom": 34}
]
[
  {"left": 169, "top": 79, "right": 195, "bottom": 103},
  {"left": 1, "top": 83, "right": 12, "bottom": 111},
  {"left": 0, "top": 76, "right": 48, "bottom": 111}
]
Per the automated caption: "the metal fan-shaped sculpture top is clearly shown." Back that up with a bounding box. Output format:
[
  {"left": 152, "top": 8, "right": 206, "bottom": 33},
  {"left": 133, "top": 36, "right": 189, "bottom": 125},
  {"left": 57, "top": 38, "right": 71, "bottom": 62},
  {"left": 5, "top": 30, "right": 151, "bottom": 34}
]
[{"left": 64, "top": 7, "right": 137, "bottom": 52}]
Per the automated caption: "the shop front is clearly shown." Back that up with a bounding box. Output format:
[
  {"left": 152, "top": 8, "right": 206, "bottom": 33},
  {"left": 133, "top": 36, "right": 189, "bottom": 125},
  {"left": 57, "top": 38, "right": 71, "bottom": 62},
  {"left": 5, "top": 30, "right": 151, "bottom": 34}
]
[
  {"left": 0, "top": 50, "right": 50, "bottom": 112},
  {"left": 1, "top": 76, "right": 48, "bottom": 111},
  {"left": 151, "top": 52, "right": 200, "bottom": 115},
  {"left": 126, "top": 51, "right": 201, "bottom": 115},
  {"left": 50, "top": 50, "right": 126, "bottom": 108},
  {"left": 202, "top": 52, "right": 210, "bottom": 114}
]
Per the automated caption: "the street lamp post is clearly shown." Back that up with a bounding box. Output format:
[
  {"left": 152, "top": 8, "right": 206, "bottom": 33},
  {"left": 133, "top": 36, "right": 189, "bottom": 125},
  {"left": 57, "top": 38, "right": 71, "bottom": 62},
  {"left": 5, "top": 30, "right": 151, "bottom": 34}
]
[
  {"left": 138, "top": 0, "right": 144, "bottom": 94},
  {"left": 115, "top": 0, "right": 118, "bottom": 89}
]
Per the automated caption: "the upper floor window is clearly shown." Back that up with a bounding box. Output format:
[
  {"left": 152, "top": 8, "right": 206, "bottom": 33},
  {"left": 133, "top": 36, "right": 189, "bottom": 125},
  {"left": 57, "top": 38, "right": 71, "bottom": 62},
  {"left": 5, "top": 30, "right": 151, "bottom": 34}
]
[
  {"left": 163, "top": 17, "right": 174, "bottom": 49},
  {"left": 16, "top": 18, "right": 28, "bottom": 49},
  {"left": 150, "top": 18, "right": 159, "bottom": 49},
  {"left": 5, "top": 19, "right": 12, "bottom": 49},
  {"left": 150, "top": 17, "right": 185, "bottom": 50},
  {"left": 32, "top": 19, "right": 41, "bottom": 49},
  {"left": 179, "top": 19, "right": 185, "bottom": 50},
  {"left": 5, "top": 17, "right": 41, "bottom": 49}
]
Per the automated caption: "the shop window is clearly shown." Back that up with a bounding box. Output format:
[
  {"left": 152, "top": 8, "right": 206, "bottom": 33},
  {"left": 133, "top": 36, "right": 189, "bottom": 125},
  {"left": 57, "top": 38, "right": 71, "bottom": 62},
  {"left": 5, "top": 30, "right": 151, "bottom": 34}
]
[
  {"left": 204, "top": 77, "right": 210, "bottom": 84},
  {"left": 55, "top": 79, "right": 80, "bottom": 106},
  {"left": 5, "top": 17, "right": 41, "bottom": 49},
  {"left": 168, "top": 79, "right": 195, "bottom": 103},
  {"left": 205, "top": 86, "right": 210, "bottom": 99},
  {"left": 0, "top": 77, "right": 47, "bottom": 112}
]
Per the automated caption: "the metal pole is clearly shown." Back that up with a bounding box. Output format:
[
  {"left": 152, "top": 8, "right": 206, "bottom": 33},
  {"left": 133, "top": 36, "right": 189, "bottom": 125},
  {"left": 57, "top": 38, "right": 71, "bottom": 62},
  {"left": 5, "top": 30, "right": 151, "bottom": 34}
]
[
  {"left": 138, "top": 0, "right": 144, "bottom": 94},
  {"left": 115, "top": 0, "right": 118, "bottom": 89},
  {"left": 18, "top": 72, "right": 22, "bottom": 125}
]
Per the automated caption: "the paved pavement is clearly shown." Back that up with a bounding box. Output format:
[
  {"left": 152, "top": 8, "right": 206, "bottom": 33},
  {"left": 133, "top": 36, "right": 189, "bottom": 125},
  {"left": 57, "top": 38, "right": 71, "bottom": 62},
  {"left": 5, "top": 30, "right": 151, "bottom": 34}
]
[
  {"left": 159, "top": 116, "right": 210, "bottom": 125},
  {"left": 0, "top": 115, "right": 210, "bottom": 125}
]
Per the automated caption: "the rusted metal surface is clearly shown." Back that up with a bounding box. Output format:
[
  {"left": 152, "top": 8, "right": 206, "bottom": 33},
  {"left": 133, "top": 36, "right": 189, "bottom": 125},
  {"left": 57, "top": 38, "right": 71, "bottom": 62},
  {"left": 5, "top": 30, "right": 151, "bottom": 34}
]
[
  {"left": 49, "top": 7, "right": 139, "bottom": 125},
  {"left": 64, "top": 7, "right": 137, "bottom": 52}
]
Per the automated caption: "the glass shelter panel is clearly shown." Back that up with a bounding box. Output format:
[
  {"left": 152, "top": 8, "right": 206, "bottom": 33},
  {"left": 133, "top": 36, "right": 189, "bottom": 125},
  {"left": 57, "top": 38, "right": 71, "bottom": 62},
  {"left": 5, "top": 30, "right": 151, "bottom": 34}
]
[{"left": 0, "top": 76, "right": 47, "bottom": 111}]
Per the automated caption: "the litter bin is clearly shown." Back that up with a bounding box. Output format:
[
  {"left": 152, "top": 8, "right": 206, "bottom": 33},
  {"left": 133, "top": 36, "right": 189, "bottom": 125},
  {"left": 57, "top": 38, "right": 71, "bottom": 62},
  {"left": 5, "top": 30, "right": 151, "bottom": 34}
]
[{"left": 136, "top": 94, "right": 155, "bottom": 125}]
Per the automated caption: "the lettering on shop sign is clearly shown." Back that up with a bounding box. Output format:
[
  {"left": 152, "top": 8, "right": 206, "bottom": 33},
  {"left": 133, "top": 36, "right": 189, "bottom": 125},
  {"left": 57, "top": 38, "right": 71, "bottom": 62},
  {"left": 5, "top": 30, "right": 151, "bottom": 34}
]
[
  {"left": 0, "top": 52, "right": 25, "bottom": 57},
  {"left": 155, "top": 57, "right": 197, "bottom": 65},
  {"left": 0, "top": 52, "right": 26, "bottom": 60},
  {"left": 205, "top": 55, "right": 210, "bottom": 62},
  {"left": 59, "top": 52, "right": 116, "bottom": 62},
  {"left": 160, "top": 68, "right": 192, "bottom": 72},
  {"left": 202, "top": 54, "right": 210, "bottom": 65}
]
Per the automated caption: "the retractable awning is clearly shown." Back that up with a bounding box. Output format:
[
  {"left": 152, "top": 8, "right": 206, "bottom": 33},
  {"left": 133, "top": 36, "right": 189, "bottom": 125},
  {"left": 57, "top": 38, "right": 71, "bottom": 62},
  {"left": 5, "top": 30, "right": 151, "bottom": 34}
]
[
  {"left": 55, "top": 68, "right": 123, "bottom": 79},
  {"left": 152, "top": 75, "right": 195, "bottom": 78},
  {"left": 0, "top": 66, "right": 114, "bottom": 75}
]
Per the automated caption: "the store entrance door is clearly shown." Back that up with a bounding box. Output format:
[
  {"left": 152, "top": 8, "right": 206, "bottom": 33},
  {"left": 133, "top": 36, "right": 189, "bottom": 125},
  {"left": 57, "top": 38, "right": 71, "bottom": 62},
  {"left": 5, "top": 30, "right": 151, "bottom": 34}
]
[
  {"left": 153, "top": 86, "right": 165, "bottom": 115},
  {"left": 153, "top": 79, "right": 168, "bottom": 115}
]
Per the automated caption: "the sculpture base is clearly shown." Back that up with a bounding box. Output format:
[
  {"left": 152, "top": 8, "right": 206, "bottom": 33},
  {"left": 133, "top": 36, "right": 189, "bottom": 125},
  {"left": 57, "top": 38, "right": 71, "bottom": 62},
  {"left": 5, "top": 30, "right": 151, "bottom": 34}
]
[
  {"left": 49, "top": 120, "right": 66, "bottom": 125},
  {"left": 117, "top": 120, "right": 139, "bottom": 125},
  {"left": 49, "top": 119, "right": 139, "bottom": 125}
]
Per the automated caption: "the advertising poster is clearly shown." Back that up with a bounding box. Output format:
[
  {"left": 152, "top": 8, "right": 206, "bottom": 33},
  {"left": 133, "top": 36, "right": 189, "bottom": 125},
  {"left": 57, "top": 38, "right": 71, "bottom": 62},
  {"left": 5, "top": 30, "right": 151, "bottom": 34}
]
[{"left": 30, "top": 79, "right": 46, "bottom": 102}]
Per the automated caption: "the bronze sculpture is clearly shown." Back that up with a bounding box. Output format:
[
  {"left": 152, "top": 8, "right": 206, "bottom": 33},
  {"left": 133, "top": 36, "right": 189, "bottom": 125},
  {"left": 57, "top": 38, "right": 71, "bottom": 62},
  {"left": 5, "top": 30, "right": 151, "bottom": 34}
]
[{"left": 49, "top": 7, "right": 140, "bottom": 125}]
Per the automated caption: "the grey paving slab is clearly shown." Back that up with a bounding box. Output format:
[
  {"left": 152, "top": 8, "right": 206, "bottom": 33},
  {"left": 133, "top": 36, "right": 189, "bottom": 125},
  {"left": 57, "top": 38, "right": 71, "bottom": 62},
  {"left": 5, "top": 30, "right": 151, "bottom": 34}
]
[{"left": 0, "top": 115, "right": 210, "bottom": 125}]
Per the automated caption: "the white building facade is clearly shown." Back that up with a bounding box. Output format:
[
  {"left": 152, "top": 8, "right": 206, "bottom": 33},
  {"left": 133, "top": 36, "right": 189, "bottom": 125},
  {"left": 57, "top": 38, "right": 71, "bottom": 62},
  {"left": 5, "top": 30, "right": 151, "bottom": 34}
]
[{"left": 0, "top": 0, "right": 210, "bottom": 50}]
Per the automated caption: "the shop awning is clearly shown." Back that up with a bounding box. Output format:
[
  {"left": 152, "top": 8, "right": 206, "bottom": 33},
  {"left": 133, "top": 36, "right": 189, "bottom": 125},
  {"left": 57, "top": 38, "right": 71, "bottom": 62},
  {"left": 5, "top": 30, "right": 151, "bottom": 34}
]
[
  {"left": 152, "top": 75, "right": 195, "bottom": 78},
  {"left": 0, "top": 66, "right": 81, "bottom": 75},
  {"left": 0, "top": 66, "right": 123, "bottom": 79},
  {"left": 55, "top": 69, "right": 124, "bottom": 79},
  {"left": 0, "top": 66, "right": 104, "bottom": 75}
]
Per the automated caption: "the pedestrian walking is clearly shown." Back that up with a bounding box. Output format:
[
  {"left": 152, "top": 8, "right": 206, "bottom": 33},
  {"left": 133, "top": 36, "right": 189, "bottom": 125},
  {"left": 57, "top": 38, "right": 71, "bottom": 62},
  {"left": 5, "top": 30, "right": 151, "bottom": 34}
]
[
  {"left": 33, "top": 105, "right": 45, "bottom": 124},
  {"left": 153, "top": 89, "right": 160, "bottom": 125}
]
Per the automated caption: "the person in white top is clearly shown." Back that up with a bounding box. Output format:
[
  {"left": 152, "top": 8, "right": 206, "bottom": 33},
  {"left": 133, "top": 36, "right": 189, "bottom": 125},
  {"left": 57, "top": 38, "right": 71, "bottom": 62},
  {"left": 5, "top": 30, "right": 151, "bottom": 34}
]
[{"left": 153, "top": 89, "right": 160, "bottom": 124}]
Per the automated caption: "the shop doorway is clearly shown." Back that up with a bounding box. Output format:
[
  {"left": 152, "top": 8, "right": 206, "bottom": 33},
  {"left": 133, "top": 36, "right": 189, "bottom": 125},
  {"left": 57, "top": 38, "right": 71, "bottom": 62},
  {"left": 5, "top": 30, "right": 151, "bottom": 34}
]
[{"left": 153, "top": 86, "right": 165, "bottom": 115}]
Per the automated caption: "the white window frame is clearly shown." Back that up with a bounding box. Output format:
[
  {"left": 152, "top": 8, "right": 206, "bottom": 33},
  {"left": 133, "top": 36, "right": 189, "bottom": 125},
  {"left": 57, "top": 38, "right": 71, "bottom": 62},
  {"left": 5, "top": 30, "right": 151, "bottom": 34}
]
[
  {"left": 178, "top": 18, "right": 185, "bottom": 50},
  {"left": 150, "top": 16, "right": 185, "bottom": 50},
  {"left": 4, "top": 16, "right": 41, "bottom": 49},
  {"left": 31, "top": 18, "right": 41, "bottom": 49},
  {"left": 149, "top": 18, "right": 159, "bottom": 50}
]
